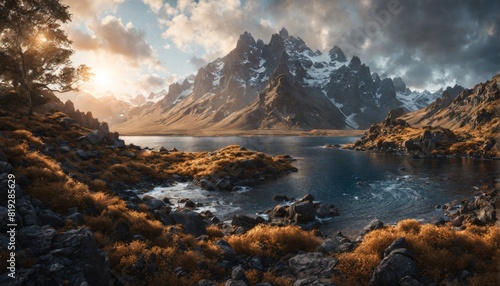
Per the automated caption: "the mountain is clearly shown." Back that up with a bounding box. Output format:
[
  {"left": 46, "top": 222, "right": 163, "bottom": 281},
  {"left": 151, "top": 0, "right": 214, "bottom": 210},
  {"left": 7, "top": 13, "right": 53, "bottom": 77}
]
[
  {"left": 56, "top": 91, "right": 132, "bottom": 126},
  {"left": 116, "top": 28, "right": 438, "bottom": 134},
  {"left": 352, "top": 73, "right": 499, "bottom": 158}
]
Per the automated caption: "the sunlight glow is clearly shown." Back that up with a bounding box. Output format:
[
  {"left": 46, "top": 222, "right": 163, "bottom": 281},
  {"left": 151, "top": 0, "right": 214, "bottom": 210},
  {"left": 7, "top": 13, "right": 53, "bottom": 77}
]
[
  {"left": 37, "top": 34, "right": 48, "bottom": 43},
  {"left": 92, "top": 68, "right": 115, "bottom": 90}
]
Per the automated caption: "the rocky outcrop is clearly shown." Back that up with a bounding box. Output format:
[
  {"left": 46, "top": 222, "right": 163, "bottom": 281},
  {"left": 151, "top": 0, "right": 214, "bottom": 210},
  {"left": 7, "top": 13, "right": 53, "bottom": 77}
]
[
  {"left": 369, "top": 238, "right": 420, "bottom": 286},
  {"left": 442, "top": 186, "right": 499, "bottom": 228},
  {"left": 0, "top": 158, "right": 112, "bottom": 285}
]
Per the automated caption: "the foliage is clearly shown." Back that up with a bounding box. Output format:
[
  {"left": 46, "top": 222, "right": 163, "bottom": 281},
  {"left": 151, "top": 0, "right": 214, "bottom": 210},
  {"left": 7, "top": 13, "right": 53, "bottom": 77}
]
[
  {"left": 227, "top": 224, "right": 320, "bottom": 259},
  {"left": 0, "top": 0, "right": 92, "bottom": 114},
  {"left": 333, "top": 219, "right": 500, "bottom": 286}
]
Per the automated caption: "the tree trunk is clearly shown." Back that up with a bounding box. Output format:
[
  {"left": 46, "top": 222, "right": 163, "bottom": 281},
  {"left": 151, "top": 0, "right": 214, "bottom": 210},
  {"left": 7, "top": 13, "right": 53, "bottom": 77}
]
[{"left": 20, "top": 80, "right": 33, "bottom": 116}]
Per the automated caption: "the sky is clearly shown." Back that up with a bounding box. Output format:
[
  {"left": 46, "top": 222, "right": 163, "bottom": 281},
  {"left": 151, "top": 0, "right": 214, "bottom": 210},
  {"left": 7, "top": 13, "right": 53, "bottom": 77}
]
[{"left": 62, "top": 0, "right": 500, "bottom": 98}]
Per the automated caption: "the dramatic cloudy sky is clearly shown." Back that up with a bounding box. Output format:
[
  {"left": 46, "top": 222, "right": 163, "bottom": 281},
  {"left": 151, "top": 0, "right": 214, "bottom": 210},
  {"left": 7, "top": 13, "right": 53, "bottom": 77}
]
[{"left": 63, "top": 0, "right": 499, "bottom": 97}]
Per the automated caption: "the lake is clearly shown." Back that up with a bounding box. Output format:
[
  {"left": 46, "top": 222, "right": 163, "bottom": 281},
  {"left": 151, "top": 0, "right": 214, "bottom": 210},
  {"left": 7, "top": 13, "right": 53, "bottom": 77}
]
[{"left": 122, "top": 136, "right": 500, "bottom": 235}]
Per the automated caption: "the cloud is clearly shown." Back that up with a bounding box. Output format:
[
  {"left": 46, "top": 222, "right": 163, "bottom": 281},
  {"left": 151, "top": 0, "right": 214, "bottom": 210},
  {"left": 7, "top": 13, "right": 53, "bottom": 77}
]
[
  {"left": 91, "top": 16, "right": 157, "bottom": 66},
  {"left": 68, "top": 16, "right": 162, "bottom": 69},
  {"left": 189, "top": 56, "right": 207, "bottom": 68},
  {"left": 62, "top": 0, "right": 124, "bottom": 21},
  {"left": 160, "top": 0, "right": 273, "bottom": 58},
  {"left": 136, "top": 74, "right": 166, "bottom": 91},
  {"left": 153, "top": 0, "right": 498, "bottom": 90},
  {"left": 68, "top": 28, "right": 99, "bottom": 51},
  {"left": 142, "top": 0, "right": 164, "bottom": 13}
]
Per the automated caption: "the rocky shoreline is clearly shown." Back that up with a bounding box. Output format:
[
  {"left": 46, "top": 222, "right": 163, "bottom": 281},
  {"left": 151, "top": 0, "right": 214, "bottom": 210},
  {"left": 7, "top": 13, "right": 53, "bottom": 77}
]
[{"left": 343, "top": 107, "right": 499, "bottom": 160}]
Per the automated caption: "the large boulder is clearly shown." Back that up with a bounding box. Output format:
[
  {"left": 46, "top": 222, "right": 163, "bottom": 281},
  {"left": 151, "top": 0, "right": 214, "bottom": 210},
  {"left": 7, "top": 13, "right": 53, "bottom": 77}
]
[
  {"left": 369, "top": 238, "right": 419, "bottom": 286},
  {"left": 87, "top": 130, "right": 105, "bottom": 145},
  {"left": 289, "top": 253, "right": 338, "bottom": 282},
  {"left": 18, "top": 225, "right": 56, "bottom": 256},
  {"left": 170, "top": 210, "right": 207, "bottom": 237},
  {"left": 288, "top": 201, "right": 316, "bottom": 223}
]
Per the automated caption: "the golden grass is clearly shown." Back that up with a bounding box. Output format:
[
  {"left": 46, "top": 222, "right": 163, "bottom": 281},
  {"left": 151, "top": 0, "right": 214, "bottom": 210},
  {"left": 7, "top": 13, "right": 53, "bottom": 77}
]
[
  {"left": 334, "top": 219, "right": 500, "bottom": 286},
  {"left": 227, "top": 224, "right": 320, "bottom": 259}
]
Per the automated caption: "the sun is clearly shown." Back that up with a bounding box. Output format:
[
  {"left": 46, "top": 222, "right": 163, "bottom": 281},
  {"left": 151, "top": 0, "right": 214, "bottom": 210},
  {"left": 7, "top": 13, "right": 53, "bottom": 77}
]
[
  {"left": 92, "top": 68, "right": 113, "bottom": 89},
  {"left": 94, "top": 69, "right": 110, "bottom": 86}
]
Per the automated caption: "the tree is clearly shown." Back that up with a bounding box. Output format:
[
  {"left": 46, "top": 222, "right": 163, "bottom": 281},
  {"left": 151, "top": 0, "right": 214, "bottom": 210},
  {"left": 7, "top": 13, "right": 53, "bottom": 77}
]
[{"left": 0, "top": 0, "right": 92, "bottom": 115}]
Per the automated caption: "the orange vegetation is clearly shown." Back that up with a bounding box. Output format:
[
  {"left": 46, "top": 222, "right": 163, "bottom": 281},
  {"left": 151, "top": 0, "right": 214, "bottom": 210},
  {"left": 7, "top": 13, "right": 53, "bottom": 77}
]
[{"left": 334, "top": 219, "right": 500, "bottom": 286}]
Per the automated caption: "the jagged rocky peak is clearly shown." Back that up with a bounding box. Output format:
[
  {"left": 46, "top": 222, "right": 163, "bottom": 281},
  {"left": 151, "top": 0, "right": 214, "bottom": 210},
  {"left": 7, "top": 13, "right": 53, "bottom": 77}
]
[
  {"left": 279, "top": 27, "right": 289, "bottom": 38},
  {"left": 236, "top": 31, "right": 256, "bottom": 49},
  {"left": 348, "top": 56, "right": 362, "bottom": 71},
  {"left": 393, "top": 77, "right": 406, "bottom": 93},
  {"left": 328, "top": 45, "right": 347, "bottom": 62}
]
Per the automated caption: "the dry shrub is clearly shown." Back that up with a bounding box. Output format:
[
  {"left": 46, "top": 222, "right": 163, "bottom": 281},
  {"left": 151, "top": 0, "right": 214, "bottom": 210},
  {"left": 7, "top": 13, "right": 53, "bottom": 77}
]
[
  {"left": 85, "top": 216, "right": 115, "bottom": 234},
  {"left": 89, "top": 192, "right": 123, "bottom": 213},
  {"left": 27, "top": 178, "right": 90, "bottom": 212},
  {"left": 334, "top": 219, "right": 500, "bottom": 285},
  {"left": 206, "top": 225, "right": 224, "bottom": 238},
  {"left": 10, "top": 129, "right": 43, "bottom": 147},
  {"left": 227, "top": 225, "right": 320, "bottom": 259},
  {"left": 246, "top": 269, "right": 263, "bottom": 285},
  {"left": 87, "top": 179, "right": 108, "bottom": 192},
  {"left": 127, "top": 211, "right": 164, "bottom": 239}
]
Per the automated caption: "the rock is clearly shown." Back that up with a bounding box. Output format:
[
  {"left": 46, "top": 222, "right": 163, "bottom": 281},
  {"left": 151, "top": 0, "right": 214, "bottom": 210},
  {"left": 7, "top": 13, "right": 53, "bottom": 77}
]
[
  {"left": 293, "top": 277, "right": 336, "bottom": 286},
  {"left": 112, "top": 139, "right": 125, "bottom": 148},
  {"left": 231, "top": 265, "right": 250, "bottom": 285},
  {"left": 0, "top": 206, "right": 9, "bottom": 230},
  {"left": 232, "top": 215, "right": 259, "bottom": 229},
  {"left": 40, "top": 212, "right": 65, "bottom": 228},
  {"left": 315, "top": 204, "right": 331, "bottom": 218},
  {"left": 216, "top": 240, "right": 236, "bottom": 261},
  {"left": 76, "top": 149, "right": 89, "bottom": 160},
  {"left": 197, "top": 280, "right": 219, "bottom": 286},
  {"left": 316, "top": 239, "right": 340, "bottom": 254},
  {"left": 399, "top": 276, "right": 423, "bottom": 286},
  {"left": 17, "top": 197, "right": 41, "bottom": 226},
  {"left": 146, "top": 199, "right": 165, "bottom": 211},
  {"left": 87, "top": 130, "right": 105, "bottom": 145},
  {"left": 298, "top": 194, "right": 314, "bottom": 203},
  {"left": 18, "top": 225, "right": 56, "bottom": 256},
  {"left": 66, "top": 212, "right": 85, "bottom": 226},
  {"left": 120, "top": 151, "right": 136, "bottom": 158},
  {"left": 478, "top": 204, "right": 496, "bottom": 224},
  {"left": 289, "top": 201, "right": 316, "bottom": 223},
  {"left": 272, "top": 205, "right": 288, "bottom": 217},
  {"left": 362, "top": 218, "right": 384, "bottom": 234},
  {"left": 368, "top": 248, "right": 419, "bottom": 286},
  {"left": 216, "top": 179, "right": 232, "bottom": 190},
  {"left": 225, "top": 280, "right": 248, "bottom": 286},
  {"left": 248, "top": 257, "right": 264, "bottom": 271},
  {"left": 384, "top": 237, "right": 408, "bottom": 257},
  {"left": 288, "top": 253, "right": 338, "bottom": 280},
  {"left": 170, "top": 210, "right": 207, "bottom": 237},
  {"left": 184, "top": 199, "right": 196, "bottom": 209},
  {"left": 273, "top": 195, "right": 290, "bottom": 201},
  {"left": 197, "top": 178, "right": 217, "bottom": 191},
  {"left": 49, "top": 228, "right": 111, "bottom": 285},
  {"left": 58, "top": 117, "right": 76, "bottom": 130},
  {"left": 0, "top": 162, "right": 13, "bottom": 174}
]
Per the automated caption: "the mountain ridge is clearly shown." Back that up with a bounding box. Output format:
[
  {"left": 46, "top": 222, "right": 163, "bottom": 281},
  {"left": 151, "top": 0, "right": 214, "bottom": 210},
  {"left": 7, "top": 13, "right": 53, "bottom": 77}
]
[{"left": 115, "top": 28, "right": 445, "bottom": 134}]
